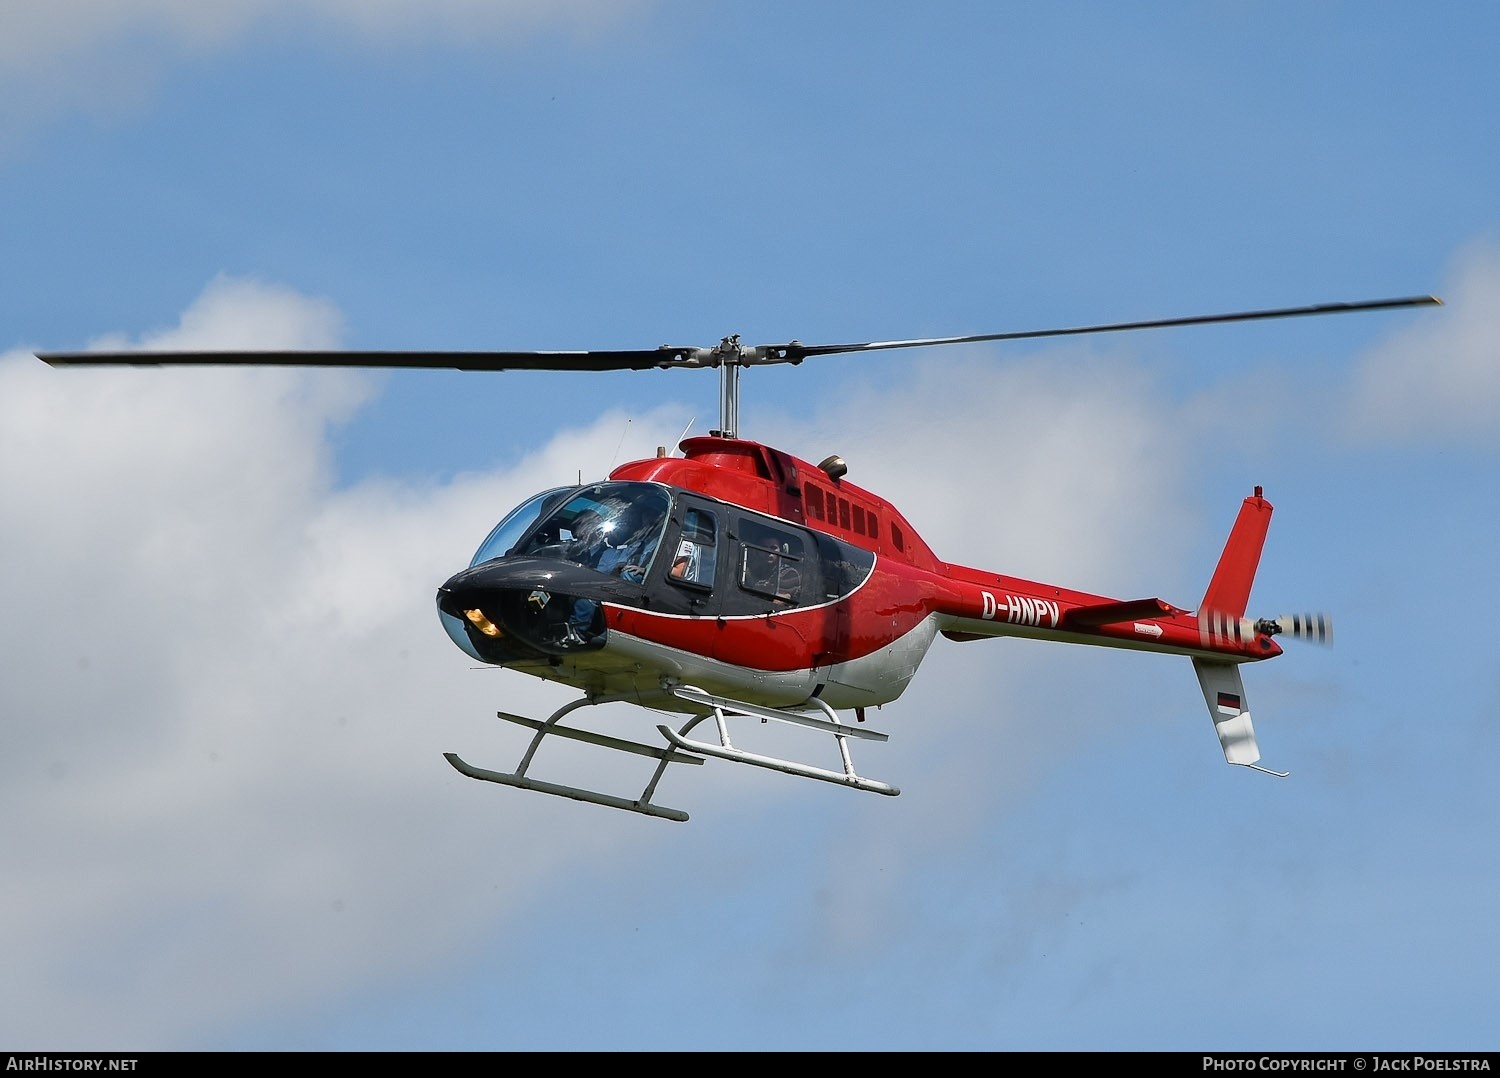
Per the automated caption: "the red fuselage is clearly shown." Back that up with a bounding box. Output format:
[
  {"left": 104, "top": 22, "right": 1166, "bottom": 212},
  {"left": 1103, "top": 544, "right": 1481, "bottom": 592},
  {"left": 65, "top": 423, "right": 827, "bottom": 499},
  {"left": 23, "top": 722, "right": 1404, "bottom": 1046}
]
[{"left": 434, "top": 436, "right": 1281, "bottom": 716}]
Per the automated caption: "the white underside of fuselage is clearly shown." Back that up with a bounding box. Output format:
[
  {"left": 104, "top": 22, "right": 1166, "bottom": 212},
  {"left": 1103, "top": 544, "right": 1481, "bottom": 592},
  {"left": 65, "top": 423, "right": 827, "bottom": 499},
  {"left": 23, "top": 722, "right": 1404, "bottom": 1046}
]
[{"left": 512, "top": 611, "right": 944, "bottom": 716}]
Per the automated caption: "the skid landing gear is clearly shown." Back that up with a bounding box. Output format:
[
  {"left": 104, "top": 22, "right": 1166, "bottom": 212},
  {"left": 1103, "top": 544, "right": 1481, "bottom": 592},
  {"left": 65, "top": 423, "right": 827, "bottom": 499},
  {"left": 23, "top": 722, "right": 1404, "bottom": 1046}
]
[
  {"left": 444, "top": 696, "right": 703, "bottom": 822},
  {"left": 444, "top": 687, "right": 899, "bottom": 822},
  {"left": 661, "top": 686, "right": 899, "bottom": 796}
]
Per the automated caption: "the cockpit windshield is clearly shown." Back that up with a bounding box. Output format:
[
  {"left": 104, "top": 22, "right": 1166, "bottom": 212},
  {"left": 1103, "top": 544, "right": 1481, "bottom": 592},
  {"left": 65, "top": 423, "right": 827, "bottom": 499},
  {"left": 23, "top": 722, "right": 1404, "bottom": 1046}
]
[
  {"left": 508, "top": 482, "right": 671, "bottom": 583},
  {"left": 469, "top": 486, "right": 573, "bottom": 568}
]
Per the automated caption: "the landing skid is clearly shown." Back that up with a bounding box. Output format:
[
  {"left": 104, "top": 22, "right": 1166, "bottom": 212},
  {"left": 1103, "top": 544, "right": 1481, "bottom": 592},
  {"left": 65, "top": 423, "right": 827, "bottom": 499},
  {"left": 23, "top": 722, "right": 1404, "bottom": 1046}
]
[
  {"left": 444, "top": 687, "right": 899, "bottom": 821},
  {"left": 445, "top": 697, "right": 702, "bottom": 822},
  {"left": 662, "top": 687, "right": 899, "bottom": 797}
]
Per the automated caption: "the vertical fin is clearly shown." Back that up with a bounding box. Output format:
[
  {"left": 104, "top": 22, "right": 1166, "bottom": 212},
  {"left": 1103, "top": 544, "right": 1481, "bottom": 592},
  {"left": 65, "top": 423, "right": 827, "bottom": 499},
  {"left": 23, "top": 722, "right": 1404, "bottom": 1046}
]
[
  {"left": 1200, "top": 487, "right": 1274, "bottom": 618},
  {"left": 1191, "top": 489, "right": 1290, "bottom": 778},
  {"left": 1192, "top": 659, "right": 1260, "bottom": 766}
]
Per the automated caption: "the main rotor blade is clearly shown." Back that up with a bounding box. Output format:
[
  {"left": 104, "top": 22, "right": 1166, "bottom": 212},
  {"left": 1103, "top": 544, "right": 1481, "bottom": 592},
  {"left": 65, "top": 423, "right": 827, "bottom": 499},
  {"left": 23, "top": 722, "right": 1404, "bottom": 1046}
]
[
  {"left": 36, "top": 294, "right": 1440, "bottom": 370},
  {"left": 36, "top": 347, "right": 701, "bottom": 371},
  {"left": 774, "top": 295, "right": 1443, "bottom": 361}
]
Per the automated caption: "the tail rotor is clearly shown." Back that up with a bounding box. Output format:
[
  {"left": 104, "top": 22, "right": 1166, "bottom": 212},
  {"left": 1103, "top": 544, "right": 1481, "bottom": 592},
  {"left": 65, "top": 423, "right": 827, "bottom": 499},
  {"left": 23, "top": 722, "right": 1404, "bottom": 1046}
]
[{"left": 1253, "top": 612, "right": 1334, "bottom": 646}]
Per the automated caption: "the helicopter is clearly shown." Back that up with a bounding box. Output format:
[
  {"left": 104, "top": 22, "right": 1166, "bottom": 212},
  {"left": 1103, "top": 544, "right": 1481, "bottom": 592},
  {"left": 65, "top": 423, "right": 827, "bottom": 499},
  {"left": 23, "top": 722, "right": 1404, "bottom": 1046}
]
[{"left": 38, "top": 294, "right": 1441, "bottom": 822}]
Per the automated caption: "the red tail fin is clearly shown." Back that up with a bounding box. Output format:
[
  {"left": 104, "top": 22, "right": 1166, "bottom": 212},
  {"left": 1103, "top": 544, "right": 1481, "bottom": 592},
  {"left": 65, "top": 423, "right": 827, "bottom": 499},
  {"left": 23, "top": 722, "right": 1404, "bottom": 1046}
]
[{"left": 1200, "top": 488, "right": 1273, "bottom": 618}]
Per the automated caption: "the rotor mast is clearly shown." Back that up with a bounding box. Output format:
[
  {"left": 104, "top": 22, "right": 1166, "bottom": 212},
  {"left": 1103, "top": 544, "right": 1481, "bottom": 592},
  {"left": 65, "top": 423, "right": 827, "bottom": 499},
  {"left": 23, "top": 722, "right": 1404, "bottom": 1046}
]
[
  {"left": 714, "top": 335, "right": 743, "bottom": 438},
  {"left": 706, "top": 333, "right": 805, "bottom": 439}
]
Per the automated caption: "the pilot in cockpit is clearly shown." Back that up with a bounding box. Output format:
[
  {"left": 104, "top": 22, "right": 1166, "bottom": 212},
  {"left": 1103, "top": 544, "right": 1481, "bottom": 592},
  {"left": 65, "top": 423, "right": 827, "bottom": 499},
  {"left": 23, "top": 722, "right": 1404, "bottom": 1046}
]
[
  {"left": 582, "top": 505, "right": 656, "bottom": 583},
  {"left": 560, "top": 503, "right": 662, "bottom": 646}
]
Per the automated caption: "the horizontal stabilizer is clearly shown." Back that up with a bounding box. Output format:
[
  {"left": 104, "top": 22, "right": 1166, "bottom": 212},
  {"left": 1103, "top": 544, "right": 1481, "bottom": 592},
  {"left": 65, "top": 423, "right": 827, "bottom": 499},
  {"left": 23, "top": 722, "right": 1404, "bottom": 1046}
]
[{"left": 1060, "top": 597, "right": 1179, "bottom": 629}]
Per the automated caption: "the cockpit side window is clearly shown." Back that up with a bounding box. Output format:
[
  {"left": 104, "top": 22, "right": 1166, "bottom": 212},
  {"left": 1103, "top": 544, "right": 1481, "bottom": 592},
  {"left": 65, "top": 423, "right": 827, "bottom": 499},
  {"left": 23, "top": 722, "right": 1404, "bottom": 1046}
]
[{"left": 668, "top": 508, "right": 718, "bottom": 590}]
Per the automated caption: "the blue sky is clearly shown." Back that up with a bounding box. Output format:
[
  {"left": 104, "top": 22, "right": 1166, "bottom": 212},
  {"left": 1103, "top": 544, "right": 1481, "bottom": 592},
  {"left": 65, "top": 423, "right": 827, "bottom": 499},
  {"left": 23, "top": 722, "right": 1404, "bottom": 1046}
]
[{"left": 1, "top": 1, "right": 1496, "bottom": 1052}]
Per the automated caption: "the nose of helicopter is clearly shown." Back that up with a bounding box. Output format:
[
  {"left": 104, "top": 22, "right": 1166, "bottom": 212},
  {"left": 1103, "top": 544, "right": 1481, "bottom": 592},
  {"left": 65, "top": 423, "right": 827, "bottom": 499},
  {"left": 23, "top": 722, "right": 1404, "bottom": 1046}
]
[
  {"left": 435, "top": 559, "right": 607, "bottom": 661},
  {"left": 435, "top": 574, "right": 489, "bottom": 662},
  {"left": 435, "top": 559, "right": 563, "bottom": 618},
  {"left": 435, "top": 562, "right": 525, "bottom": 661}
]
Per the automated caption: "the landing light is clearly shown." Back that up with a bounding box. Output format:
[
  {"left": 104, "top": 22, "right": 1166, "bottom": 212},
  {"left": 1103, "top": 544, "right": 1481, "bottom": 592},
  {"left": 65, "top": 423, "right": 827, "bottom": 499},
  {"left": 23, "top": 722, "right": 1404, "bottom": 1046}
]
[{"left": 464, "top": 608, "right": 503, "bottom": 637}]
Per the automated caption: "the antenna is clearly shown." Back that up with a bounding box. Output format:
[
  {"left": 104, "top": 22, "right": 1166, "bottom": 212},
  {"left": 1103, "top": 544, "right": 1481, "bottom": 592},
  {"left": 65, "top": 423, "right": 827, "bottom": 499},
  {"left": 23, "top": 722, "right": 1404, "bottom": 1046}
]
[{"left": 608, "top": 418, "right": 632, "bottom": 471}]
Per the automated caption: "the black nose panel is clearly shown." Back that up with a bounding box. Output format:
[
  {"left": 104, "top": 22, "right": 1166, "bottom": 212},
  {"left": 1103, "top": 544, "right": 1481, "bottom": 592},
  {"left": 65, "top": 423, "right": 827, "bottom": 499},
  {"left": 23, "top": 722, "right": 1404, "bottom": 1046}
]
[{"left": 436, "top": 558, "right": 614, "bottom": 660}]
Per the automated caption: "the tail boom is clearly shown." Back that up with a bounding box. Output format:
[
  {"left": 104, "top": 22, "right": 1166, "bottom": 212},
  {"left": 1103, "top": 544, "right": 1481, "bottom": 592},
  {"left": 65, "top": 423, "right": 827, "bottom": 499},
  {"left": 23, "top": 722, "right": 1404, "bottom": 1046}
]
[
  {"left": 932, "top": 566, "right": 1279, "bottom": 663},
  {"left": 930, "top": 485, "right": 1309, "bottom": 775}
]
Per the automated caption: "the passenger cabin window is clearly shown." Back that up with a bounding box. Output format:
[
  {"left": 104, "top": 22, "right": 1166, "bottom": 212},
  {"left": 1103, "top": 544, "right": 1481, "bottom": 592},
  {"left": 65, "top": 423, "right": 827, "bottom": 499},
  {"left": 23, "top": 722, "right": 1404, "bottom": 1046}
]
[
  {"left": 737, "top": 519, "right": 805, "bottom": 605},
  {"left": 803, "top": 482, "right": 883, "bottom": 542},
  {"left": 815, "top": 532, "right": 874, "bottom": 599},
  {"left": 668, "top": 508, "right": 718, "bottom": 590}
]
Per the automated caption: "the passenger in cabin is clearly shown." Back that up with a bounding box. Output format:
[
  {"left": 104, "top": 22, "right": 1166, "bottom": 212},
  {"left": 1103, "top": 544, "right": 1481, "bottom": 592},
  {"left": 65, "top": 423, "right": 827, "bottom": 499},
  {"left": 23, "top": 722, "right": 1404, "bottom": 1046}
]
[
  {"left": 670, "top": 510, "right": 717, "bottom": 586},
  {"left": 776, "top": 556, "right": 802, "bottom": 602},
  {"left": 670, "top": 540, "right": 696, "bottom": 581},
  {"left": 744, "top": 547, "right": 780, "bottom": 594}
]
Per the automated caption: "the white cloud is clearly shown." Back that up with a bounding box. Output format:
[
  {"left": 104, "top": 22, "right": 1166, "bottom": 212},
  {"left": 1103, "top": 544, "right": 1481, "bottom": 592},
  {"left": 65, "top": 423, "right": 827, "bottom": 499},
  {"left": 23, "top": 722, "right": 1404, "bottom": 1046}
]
[
  {"left": 770, "top": 347, "right": 1200, "bottom": 594},
  {"left": 1343, "top": 243, "right": 1500, "bottom": 447},
  {"left": 1, "top": 277, "right": 693, "bottom": 1046},
  {"left": 4, "top": 273, "right": 1405, "bottom": 1046},
  {"left": 0, "top": 0, "right": 643, "bottom": 73},
  {"left": 0, "top": 3, "right": 256, "bottom": 75},
  {"left": 296, "top": 0, "right": 650, "bottom": 43},
  {"left": 0, "top": 1, "right": 652, "bottom": 152}
]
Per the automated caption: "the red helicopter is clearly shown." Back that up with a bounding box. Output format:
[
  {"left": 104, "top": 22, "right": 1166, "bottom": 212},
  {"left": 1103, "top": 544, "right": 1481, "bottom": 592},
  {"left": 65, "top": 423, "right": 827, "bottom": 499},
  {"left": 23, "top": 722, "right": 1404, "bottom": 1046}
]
[{"left": 39, "top": 295, "right": 1440, "bottom": 821}]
